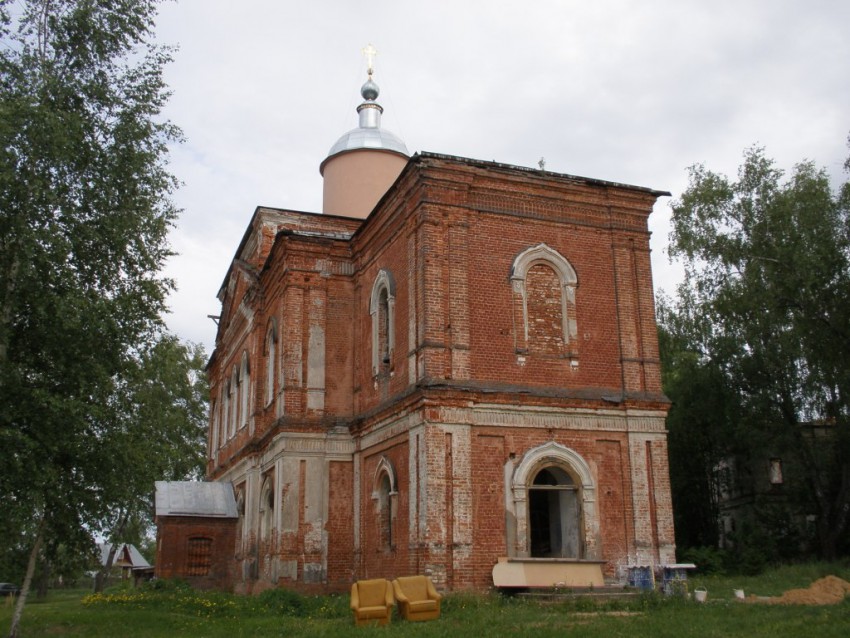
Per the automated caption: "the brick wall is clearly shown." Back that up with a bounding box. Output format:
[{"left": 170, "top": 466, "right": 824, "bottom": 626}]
[
  {"left": 155, "top": 516, "right": 237, "bottom": 591},
  {"left": 199, "top": 154, "right": 673, "bottom": 593}
]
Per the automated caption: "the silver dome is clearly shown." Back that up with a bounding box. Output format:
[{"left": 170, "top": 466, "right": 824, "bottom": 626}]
[
  {"left": 327, "top": 125, "right": 409, "bottom": 157},
  {"left": 324, "top": 74, "right": 409, "bottom": 161}
]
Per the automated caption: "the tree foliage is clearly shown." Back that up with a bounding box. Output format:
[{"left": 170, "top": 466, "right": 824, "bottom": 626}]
[
  {"left": 664, "top": 142, "right": 850, "bottom": 562},
  {"left": 96, "top": 334, "right": 208, "bottom": 591},
  {"left": 0, "top": 1, "right": 185, "bottom": 634},
  {"left": 657, "top": 292, "right": 740, "bottom": 550}
]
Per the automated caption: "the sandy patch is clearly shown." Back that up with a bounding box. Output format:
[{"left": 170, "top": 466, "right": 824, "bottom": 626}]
[{"left": 746, "top": 575, "right": 850, "bottom": 605}]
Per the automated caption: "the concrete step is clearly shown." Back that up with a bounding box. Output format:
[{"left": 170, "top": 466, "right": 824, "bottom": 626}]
[{"left": 515, "top": 586, "right": 643, "bottom": 603}]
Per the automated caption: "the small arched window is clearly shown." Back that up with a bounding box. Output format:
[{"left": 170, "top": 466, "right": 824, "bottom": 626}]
[
  {"left": 229, "top": 370, "right": 238, "bottom": 438},
  {"left": 265, "top": 323, "right": 277, "bottom": 407},
  {"left": 220, "top": 386, "right": 228, "bottom": 445},
  {"left": 370, "top": 269, "right": 396, "bottom": 375},
  {"left": 209, "top": 398, "right": 218, "bottom": 457},
  {"left": 239, "top": 352, "right": 250, "bottom": 429}
]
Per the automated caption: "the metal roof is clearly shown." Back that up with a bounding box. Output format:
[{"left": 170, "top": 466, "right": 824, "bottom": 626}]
[
  {"left": 155, "top": 481, "right": 238, "bottom": 518},
  {"left": 99, "top": 543, "right": 151, "bottom": 569},
  {"left": 322, "top": 77, "right": 409, "bottom": 167}
]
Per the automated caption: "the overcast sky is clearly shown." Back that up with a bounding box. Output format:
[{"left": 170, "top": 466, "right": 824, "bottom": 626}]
[{"left": 153, "top": 0, "right": 850, "bottom": 354}]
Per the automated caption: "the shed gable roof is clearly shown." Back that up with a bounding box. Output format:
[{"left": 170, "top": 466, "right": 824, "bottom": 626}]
[{"left": 155, "top": 481, "right": 238, "bottom": 518}]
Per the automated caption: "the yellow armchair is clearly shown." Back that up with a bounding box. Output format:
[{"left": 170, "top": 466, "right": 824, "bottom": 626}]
[
  {"left": 350, "top": 578, "right": 394, "bottom": 626},
  {"left": 392, "top": 575, "right": 442, "bottom": 621}
]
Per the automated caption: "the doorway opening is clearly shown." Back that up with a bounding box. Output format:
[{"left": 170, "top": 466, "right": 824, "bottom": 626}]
[{"left": 528, "top": 466, "right": 581, "bottom": 558}]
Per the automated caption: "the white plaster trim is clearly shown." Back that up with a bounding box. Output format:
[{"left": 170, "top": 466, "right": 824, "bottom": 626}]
[
  {"left": 433, "top": 404, "right": 667, "bottom": 433},
  {"left": 373, "top": 455, "right": 398, "bottom": 493},
  {"left": 510, "top": 243, "right": 578, "bottom": 349}
]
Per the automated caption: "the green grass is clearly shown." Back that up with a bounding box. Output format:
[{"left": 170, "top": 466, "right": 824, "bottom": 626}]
[{"left": 2, "top": 563, "right": 849, "bottom": 637}]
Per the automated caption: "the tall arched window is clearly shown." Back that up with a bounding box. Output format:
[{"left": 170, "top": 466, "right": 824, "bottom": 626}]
[
  {"left": 373, "top": 457, "right": 397, "bottom": 550},
  {"left": 265, "top": 323, "right": 276, "bottom": 407},
  {"left": 259, "top": 477, "right": 274, "bottom": 545},
  {"left": 370, "top": 269, "right": 396, "bottom": 376},
  {"left": 234, "top": 486, "right": 246, "bottom": 549},
  {"left": 209, "top": 399, "right": 218, "bottom": 457},
  {"left": 378, "top": 473, "right": 393, "bottom": 548},
  {"left": 229, "top": 368, "right": 238, "bottom": 438},
  {"left": 510, "top": 244, "right": 578, "bottom": 357},
  {"left": 239, "top": 352, "right": 250, "bottom": 429}
]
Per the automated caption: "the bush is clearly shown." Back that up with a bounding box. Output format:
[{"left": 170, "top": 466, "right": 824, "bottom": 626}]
[
  {"left": 681, "top": 546, "right": 727, "bottom": 575},
  {"left": 256, "top": 587, "right": 307, "bottom": 617},
  {"left": 141, "top": 578, "right": 192, "bottom": 593}
]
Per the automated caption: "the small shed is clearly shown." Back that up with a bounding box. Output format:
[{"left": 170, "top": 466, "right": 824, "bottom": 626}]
[
  {"left": 154, "top": 481, "right": 238, "bottom": 590},
  {"left": 100, "top": 543, "right": 150, "bottom": 570},
  {"left": 99, "top": 543, "right": 151, "bottom": 580}
]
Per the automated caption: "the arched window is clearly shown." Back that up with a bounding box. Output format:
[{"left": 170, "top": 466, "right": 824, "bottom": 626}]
[
  {"left": 209, "top": 398, "right": 218, "bottom": 457},
  {"left": 373, "top": 456, "right": 397, "bottom": 550},
  {"left": 265, "top": 323, "right": 276, "bottom": 407},
  {"left": 370, "top": 269, "right": 396, "bottom": 375},
  {"left": 378, "top": 473, "right": 393, "bottom": 548},
  {"left": 218, "top": 389, "right": 227, "bottom": 447},
  {"left": 239, "top": 352, "right": 250, "bottom": 429},
  {"left": 222, "top": 381, "right": 230, "bottom": 441},
  {"left": 234, "top": 486, "right": 246, "bottom": 550},
  {"left": 259, "top": 477, "right": 274, "bottom": 545},
  {"left": 229, "top": 368, "right": 238, "bottom": 438},
  {"left": 510, "top": 244, "right": 578, "bottom": 357}
]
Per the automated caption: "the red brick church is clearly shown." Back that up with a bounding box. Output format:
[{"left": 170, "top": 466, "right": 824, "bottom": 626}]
[{"left": 155, "top": 60, "right": 676, "bottom": 593}]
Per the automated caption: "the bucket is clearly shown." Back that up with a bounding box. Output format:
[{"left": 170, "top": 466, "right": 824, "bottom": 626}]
[
  {"left": 694, "top": 587, "right": 708, "bottom": 603},
  {"left": 734, "top": 588, "right": 745, "bottom": 600}
]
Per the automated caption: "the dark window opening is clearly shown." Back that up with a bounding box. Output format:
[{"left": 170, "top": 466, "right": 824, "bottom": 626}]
[
  {"left": 529, "top": 466, "right": 581, "bottom": 558},
  {"left": 379, "top": 473, "right": 393, "bottom": 549}
]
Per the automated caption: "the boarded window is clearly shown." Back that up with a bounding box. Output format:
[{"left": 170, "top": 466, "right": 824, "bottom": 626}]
[
  {"left": 526, "top": 263, "right": 566, "bottom": 355},
  {"left": 510, "top": 244, "right": 578, "bottom": 358}
]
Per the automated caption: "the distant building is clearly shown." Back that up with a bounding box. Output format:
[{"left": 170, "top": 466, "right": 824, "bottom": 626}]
[
  {"left": 98, "top": 543, "right": 152, "bottom": 585},
  {"left": 716, "top": 422, "right": 832, "bottom": 554},
  {"left": 157, "top": 63, "right": 676, "bottom": 593}
]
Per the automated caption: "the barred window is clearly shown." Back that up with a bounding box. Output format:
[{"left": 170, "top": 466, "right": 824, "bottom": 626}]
[{"left": 187, "top": 537, "right": 213, "bottom": 576}]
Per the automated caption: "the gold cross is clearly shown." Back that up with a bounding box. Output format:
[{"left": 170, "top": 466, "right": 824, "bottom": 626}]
[{"left": 362, "top": 43, "right": 377, "bottom": 77}]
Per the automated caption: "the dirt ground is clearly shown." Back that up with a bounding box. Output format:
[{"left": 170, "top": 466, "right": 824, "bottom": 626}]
[{"left": 745, "top": 575, "right": 850, "bottom": 605}]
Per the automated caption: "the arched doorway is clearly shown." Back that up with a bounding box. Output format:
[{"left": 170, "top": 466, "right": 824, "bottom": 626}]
[
  {"left": 528, "top": 466, "right": 581, "bottom": 558},
  {"left": 507, "top": 441, "right": 598, "bottom": 560}
]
